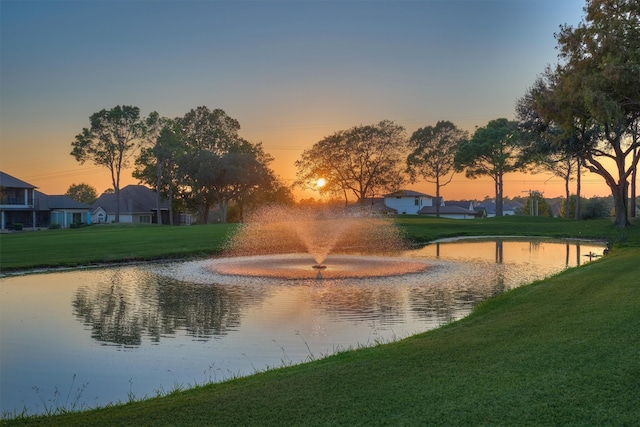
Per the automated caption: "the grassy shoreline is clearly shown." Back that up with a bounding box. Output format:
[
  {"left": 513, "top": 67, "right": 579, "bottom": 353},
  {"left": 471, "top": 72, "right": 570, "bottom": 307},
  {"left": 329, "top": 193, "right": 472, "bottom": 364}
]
[{"left": 1, "top": 217, "right": 639, "bottom": 425}]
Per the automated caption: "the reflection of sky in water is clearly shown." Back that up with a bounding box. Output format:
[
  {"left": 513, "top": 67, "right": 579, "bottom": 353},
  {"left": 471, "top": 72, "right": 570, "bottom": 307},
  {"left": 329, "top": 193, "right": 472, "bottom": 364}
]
[{"left": 0, "top": 239, "right": 605, "bottom": 416}]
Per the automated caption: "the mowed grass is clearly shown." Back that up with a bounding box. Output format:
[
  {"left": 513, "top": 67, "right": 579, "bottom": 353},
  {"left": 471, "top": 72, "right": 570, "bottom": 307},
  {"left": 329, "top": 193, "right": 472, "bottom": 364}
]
[
  {"left": 0, "top": 223, "right": 237, "bottom": 271},
  {"left": 1, "top": 216, "right": 639, "bottom": 425}
]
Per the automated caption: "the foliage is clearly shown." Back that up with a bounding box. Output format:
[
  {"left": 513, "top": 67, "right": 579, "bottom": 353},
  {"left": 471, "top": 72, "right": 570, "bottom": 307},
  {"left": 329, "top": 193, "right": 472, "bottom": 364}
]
[
  {"left": 134, "top": 116, "right": 183, "bottom": 225},
  {"left": 70, "top": 106, "right": 146, "bottom": 223},
  {"left": 528, "top": 0, "right": 640, "bottom": 227},
  {"left": 295, "top": 120, "right": 408, "bottom": 204},
  {"left": 173, "top": 107, "right": 279, "bottom": 223},
  {"left": 176, "top": 106, "right": 242, "bottom": 154},
  {"left": 65, "top": 183, "right": 98, "bottom": 205},
  {"left": 559, "top": 195, "right": 621, "bottom": 220},
  {"left": 454, "top": 118, "right": 523, "bottom": 216},
  {"left": 406, "top": 121, "right": 467, "bottom": 216},
  {"left": 516, "top": 71, "right": 590, "bottom": 218},
  {"left": 132, "top": 106, "right": 284, "bottom": 224}
]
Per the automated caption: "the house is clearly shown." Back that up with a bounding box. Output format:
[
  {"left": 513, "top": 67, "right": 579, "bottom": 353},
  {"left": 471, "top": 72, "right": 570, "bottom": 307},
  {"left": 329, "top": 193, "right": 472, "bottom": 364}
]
[
  {"left": 382, "top": 190, "right": 438, "bottom": 215},
  {"left": 418, "top": 204, "right": 477, "bottom": 219},
  {"left": 91, "top": 185, "right": 188, "bottom": 224},
  {"left": 35, "top": 191, "right": 92, "bottom": 227},
  {"left": 474, "top": 201, "right": 518, "bottom": 217},
  {"left": 445, "top": 200, "right": 476, "bottom": 211},
  {"left": 1, "top": 171, "right": 91, "bottom": 230}
]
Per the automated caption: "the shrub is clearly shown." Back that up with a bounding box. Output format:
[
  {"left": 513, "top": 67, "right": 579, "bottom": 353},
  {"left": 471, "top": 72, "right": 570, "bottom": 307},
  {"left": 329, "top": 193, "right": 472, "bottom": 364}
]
[{"left": 13, "top": 223, "right": 23, "bottom": 231}]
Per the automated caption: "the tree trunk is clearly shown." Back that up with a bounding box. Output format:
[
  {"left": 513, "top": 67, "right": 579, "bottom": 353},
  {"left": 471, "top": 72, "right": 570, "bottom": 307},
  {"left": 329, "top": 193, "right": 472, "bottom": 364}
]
[
  {"left": 168, "top": 186, "right": 174, "bottom": 226},
  {"left": 575, "top": 161, "right": 581, "bottom": 220},
  {"left": 495, "top": 174, "right": 504, "bottom": 217},
  {"left": 156, "top": 161, "right": 163, "bottom": 225},
  {"left": 435, "top": 176, "right": 441, "bottom": 218},
  {"left": 564, "top": 170, "right": 571, "bottom": 219},
  {"left": 611, "top": 179, "right": 630, "bottom": 227},
  {"left": 200, "top": 202, "right": 210, "bottom": 224},
  {"left": 219, "top": 199, "right": 228, "bottom": 224},
  {"left": 114, "top": 186, "right": 121, "bottom": 223},
  {"left": 632, "top": 144, "right": 637, "bottom": 218}
]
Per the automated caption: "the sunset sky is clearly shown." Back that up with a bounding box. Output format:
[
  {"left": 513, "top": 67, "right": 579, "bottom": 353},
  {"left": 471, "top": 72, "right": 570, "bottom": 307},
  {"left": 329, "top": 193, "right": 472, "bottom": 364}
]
[{"left": 1, "top": 0, "right": 618, "bottom": 201}]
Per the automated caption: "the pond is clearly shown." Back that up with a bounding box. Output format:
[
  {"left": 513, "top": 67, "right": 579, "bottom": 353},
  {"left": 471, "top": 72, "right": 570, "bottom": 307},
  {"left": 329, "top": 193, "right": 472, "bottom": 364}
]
[{"left": 0, "top": 238, "right": 605, "bottom": 416}]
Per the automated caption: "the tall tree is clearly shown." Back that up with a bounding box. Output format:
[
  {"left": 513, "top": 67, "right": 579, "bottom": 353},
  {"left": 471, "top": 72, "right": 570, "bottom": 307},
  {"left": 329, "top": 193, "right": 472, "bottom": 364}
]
[
  {"left": 516, "top": 73, "right": 593, "bottom": 219},
  {"left": 295, "top": 120, "right": 408, "bottom": 204},
  {"left": 134, "top": 114, "right": 183, "bottom": 225},
  {"left": 71, "top": 105, "right": 146, "bottom": 222},
  {"left": 455, "top": 118, "right": 522, "bottom": 216},
  {"left": 65, "top": 183, "right": 98, "bottom": 205},
  {"left": 406, "top": 121, "right": 467, "bottom": 217},
  {"left": 175, "top": 106, "right": 245, "bottom": 222},
  {"left": 544, "top": 0, "right": 640, "bottom": 227}
]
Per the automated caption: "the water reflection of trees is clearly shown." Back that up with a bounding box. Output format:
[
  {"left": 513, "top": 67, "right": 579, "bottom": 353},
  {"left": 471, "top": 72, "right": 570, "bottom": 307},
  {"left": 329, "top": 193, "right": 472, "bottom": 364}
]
[
  {"left": 409, "top": 267, "right": 506, "bottom": 323},
  {"left": 72, "top": 269, "right": 250, "bottom": 346},
  {"left": 312, "top": 286, "right": 404, "bottom": 324}
]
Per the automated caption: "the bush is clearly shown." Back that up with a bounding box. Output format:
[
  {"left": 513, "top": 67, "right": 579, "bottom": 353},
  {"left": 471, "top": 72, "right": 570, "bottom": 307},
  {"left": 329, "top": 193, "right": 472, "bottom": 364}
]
[
  {"left": 13, "top": 223, "right": 23, "bottom": 231},
  {"left": 582, "top": 197, "right": 611, "bottom": 220},
  {"left": 48, "top": 223, "right": 62, "bottom": 229}
]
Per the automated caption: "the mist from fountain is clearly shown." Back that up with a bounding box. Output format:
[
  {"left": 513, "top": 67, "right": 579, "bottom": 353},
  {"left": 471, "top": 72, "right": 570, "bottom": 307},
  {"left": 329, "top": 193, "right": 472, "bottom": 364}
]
[{"left": 216, "top": 205, "right": 428, "bottom": 279}]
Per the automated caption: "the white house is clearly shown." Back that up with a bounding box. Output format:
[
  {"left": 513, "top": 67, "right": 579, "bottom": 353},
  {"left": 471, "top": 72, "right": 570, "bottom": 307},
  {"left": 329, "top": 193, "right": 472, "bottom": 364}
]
[{"left": 383, "top": 190, "right": 438, "bottom": 215}]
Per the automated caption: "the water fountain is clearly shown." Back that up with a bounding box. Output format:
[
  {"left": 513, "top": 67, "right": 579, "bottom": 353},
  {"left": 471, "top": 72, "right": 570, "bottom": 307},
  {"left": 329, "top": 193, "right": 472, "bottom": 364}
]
[{"left": 213, "top": 205, "right": 430, "bottom": 279}]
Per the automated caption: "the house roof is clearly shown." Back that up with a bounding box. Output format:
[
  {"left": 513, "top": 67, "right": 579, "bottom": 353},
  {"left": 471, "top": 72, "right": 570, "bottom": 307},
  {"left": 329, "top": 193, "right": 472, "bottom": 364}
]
[
  {"left": 418, "top": 206, "right": 477, "bottom": 215},
  {"left": 475, "top": 202, "right": 519, "bottom": 215},
  {"left": 35, "top": 191, "right": 91, "bottom": 210},
  {"left": 92, "top": 185, "right": 169, "bottom": 214},
  {"left": 0, "top": 171, "right": 37, "bottom": 189},
  {"left": 383, "top": 190, "right": 434, "bottom": 198},
  {"left": 445, "top": 200, "right": 475, "bottom": 209}
]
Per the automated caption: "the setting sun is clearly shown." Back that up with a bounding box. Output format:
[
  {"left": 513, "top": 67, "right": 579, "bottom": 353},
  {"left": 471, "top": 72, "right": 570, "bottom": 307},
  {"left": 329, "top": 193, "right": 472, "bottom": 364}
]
[{"left": 317, "top": 178, "right": 326, "bottom": 188}]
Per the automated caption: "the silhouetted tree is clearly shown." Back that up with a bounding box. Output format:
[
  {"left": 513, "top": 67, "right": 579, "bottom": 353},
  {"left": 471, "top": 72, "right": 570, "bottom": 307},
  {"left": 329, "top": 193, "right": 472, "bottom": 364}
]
[
  {"left": 71, "top": 105, "right": 146, "bottom": 222},
  {"left": 531, "top": 0, "right": 640, "bottom": 227},
  {"left": 455, "top": 118, "right": 522, "bottom": 216},
  {"left": 65, "top": 183, "right": 98, "bottom": 205},
  {"left": 406, "top": 121, "right": 467, "bottom": 217},
  {"left": 295, "top": 120, "right": 408, "bottom": 205}
]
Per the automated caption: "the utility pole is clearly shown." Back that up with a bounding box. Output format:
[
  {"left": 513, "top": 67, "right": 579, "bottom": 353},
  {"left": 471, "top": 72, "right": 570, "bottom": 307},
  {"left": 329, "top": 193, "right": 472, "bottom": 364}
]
[{"left": 523, "top": 190, "right": 543, "bottom": 216}]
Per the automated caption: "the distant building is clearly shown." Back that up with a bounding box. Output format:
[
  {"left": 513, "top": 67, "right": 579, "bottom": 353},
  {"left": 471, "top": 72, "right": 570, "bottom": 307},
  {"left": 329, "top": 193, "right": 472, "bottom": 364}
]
[
  {"left": 92, "top": 185, "right": 170, "bottom": 224},
  {"left": 418, "top": 205, "right": 477, "bottom": 219},
  {"left": 382, "top": 190, "right": 438, "bottom": 215},
  {"left": 1, "top": 171, "right": 91, "bottom": 230},
  {"left": 474, "top": 201, "right": 518, "bottom": 217}
]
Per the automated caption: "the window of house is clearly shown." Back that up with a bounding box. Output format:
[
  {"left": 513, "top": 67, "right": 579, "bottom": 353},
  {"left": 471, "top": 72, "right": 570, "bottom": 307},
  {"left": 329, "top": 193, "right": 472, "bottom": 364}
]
[
  {"left": 414, "top": 197, "right": 419, "bottom": 206},
  {"left": 139, "top": 215, "right": 151, "bottom": 224}
]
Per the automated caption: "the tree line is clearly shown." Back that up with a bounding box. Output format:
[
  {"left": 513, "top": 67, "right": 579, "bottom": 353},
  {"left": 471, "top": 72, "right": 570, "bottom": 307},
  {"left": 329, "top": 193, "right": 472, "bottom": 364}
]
[
  {"left": 71, "top": 0, "right": 638, "bottom": 227},
  {"left": 71, "top": 106, "right": 294, "bottom": 224},
  {"left": 295, "top": 0, "right": 638, "bottom": 228}
]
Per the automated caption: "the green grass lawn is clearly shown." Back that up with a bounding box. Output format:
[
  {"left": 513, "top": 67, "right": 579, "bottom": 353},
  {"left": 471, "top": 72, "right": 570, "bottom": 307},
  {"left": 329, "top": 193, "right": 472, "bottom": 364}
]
[
  {"left": 0, "top": 223, "right": 237, "bottom": 271},
  {"left": 1, "top": 217, "right": 639, "bottom": 426}
]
